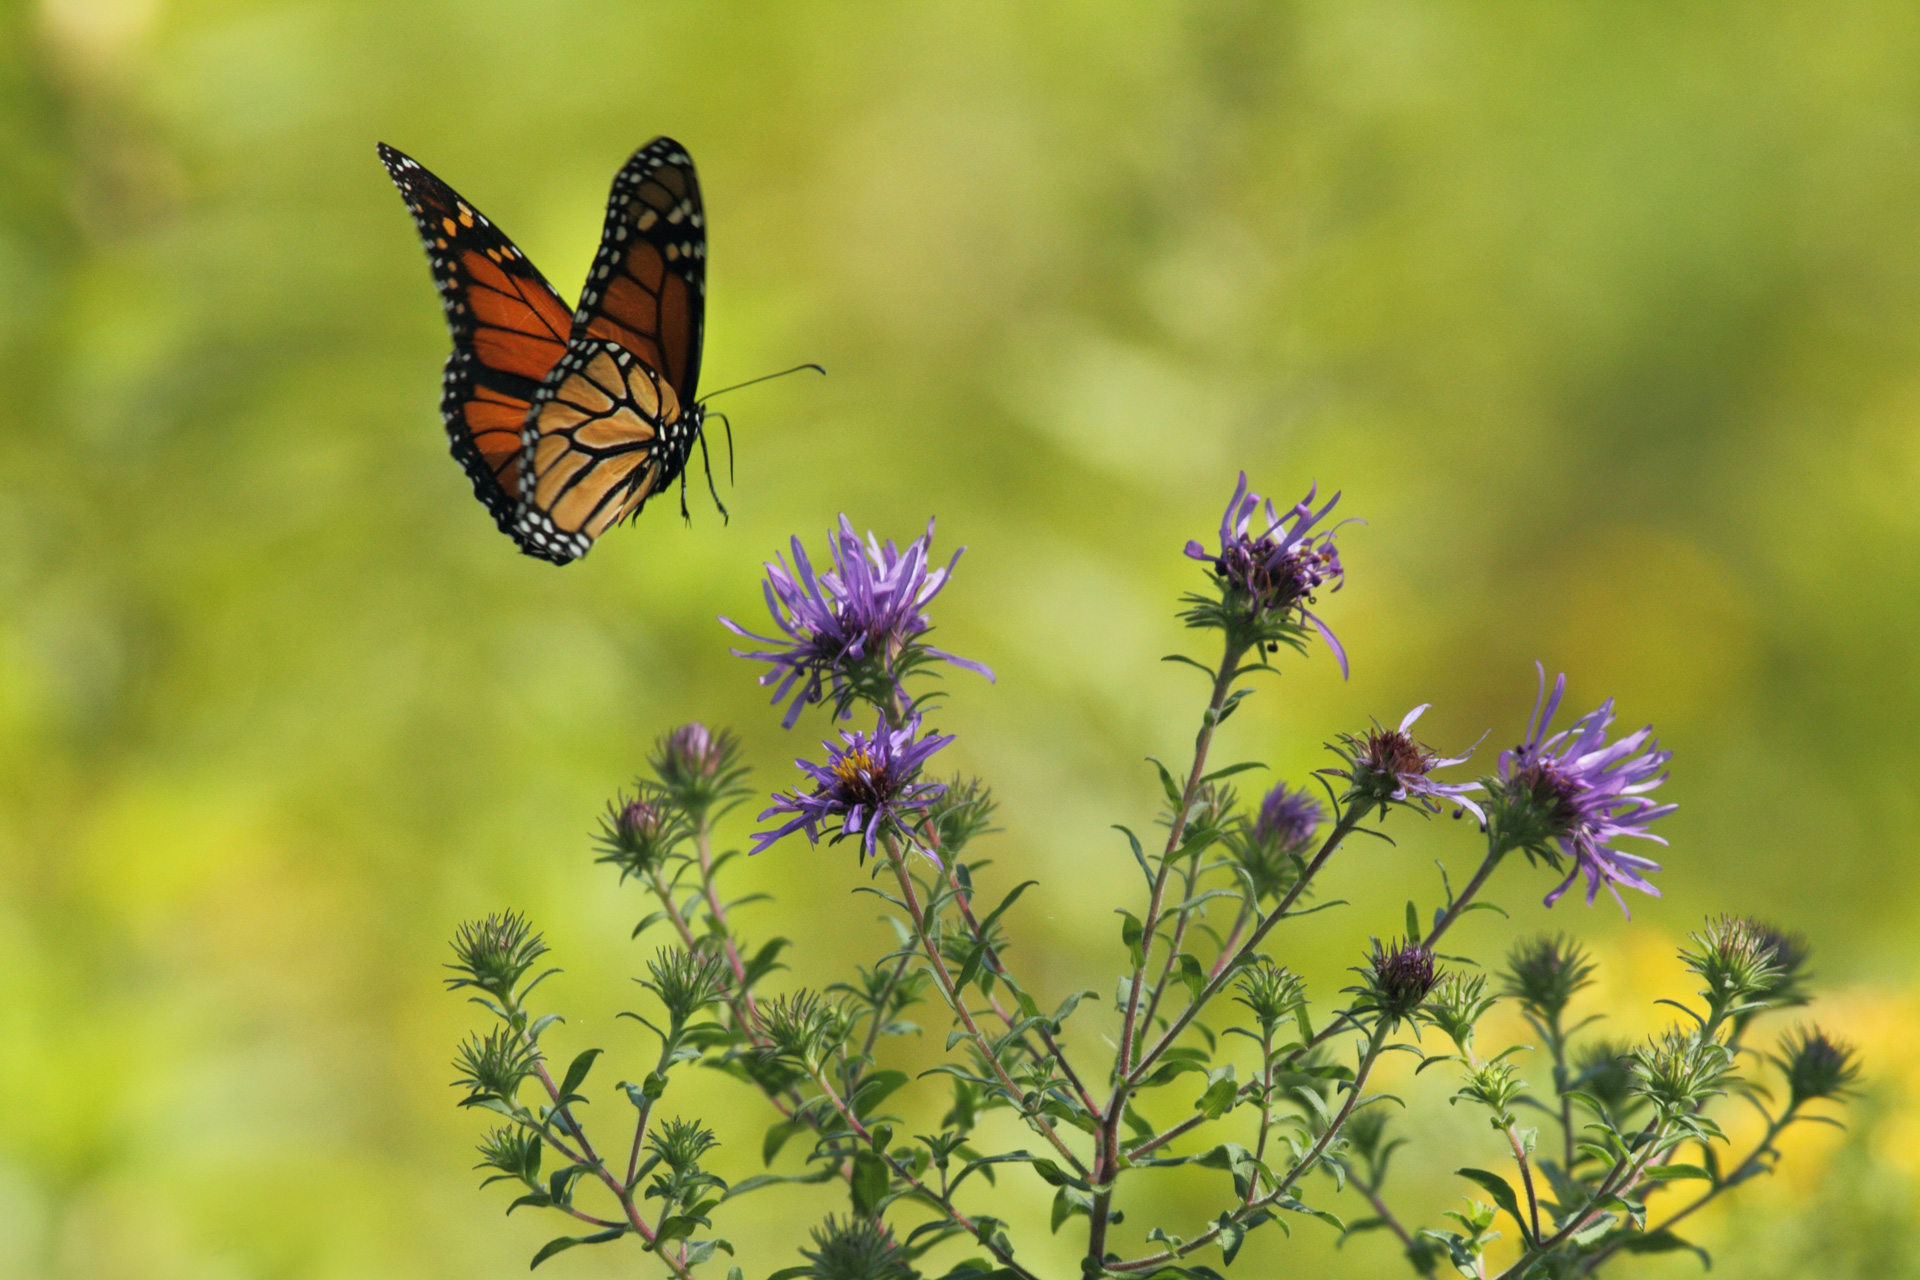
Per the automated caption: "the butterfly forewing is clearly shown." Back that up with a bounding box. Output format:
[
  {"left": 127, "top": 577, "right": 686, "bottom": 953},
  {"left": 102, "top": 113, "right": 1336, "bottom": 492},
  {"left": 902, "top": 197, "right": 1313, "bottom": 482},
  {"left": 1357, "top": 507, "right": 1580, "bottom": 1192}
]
[
  {"left": 514, "top": 340, "right": 688, "bottom": 565},
  {"left": 571, "top": 136, "right": 707, "bottom": 407},
  {"left": 512, "top": 137, "right": 711, "bottom": 563},
  {"left": 378, "top": 142, "right": 573, "bottom": 541}
]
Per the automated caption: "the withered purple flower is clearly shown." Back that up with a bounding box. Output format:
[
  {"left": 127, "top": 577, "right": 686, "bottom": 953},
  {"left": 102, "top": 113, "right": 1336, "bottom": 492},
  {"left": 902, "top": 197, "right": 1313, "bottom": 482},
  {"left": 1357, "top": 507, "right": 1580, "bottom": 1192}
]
[
  {"left": 722, "top": 516, "right": 993, "bottom": 727},
  {"left": 1338, "top": 705, "right": 1485, "bottom": 821},
  {"left": 752, "top": 713, "right": 953, "bottom": 862},
  {"left": 1497, "top": 665, "right": 1673, "bottom": 914},
  {"left": 1366, "top": 938, "right": 1440, "bottom": 1019},
  {"left": 1185, "top": 473, "right": 1349, "bottom": 674}
]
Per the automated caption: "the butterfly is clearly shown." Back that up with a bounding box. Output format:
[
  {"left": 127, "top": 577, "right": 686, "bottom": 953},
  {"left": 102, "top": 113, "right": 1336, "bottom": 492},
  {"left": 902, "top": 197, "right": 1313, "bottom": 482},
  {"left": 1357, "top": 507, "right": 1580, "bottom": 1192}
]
[{"left": 379, "top": 137, "right": 712, "bottom": 564}]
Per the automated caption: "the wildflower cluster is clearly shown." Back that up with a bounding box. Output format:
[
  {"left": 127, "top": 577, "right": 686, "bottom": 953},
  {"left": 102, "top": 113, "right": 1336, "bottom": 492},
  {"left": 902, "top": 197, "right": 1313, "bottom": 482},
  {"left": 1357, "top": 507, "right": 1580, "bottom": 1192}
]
[{"left": 441, "top": 473, "right": 1854, "bottom": 1279}]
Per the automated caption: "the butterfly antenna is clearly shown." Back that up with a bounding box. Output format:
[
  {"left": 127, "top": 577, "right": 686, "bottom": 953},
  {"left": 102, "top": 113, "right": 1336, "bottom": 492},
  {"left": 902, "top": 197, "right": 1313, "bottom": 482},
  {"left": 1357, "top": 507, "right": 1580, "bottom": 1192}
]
[
  {"left": 695, "top": 363, "right": 825, "bottom": 406},
  {"left": 697, "top": 415, "right": 731, "bottom": 525}
]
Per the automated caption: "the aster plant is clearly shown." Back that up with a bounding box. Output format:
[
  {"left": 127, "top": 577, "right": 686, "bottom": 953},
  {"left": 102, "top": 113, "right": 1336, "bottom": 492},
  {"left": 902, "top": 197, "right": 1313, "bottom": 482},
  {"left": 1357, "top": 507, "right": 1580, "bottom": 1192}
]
[{"left": 442, "top": 473, "right": 1855, "bottom": 1279}]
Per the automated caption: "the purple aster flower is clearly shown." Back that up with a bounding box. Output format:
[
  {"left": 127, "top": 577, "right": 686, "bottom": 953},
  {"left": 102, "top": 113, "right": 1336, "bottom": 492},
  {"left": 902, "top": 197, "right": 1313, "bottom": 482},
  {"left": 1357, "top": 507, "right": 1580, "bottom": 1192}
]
[
  {"left": 1185, "top": 473, "right": 1350, "bottom": 675},
  {"left": 1230, "top": 782, "right": 1327, "bottom": 899},
  {"left": 1337, "top": 705, "right": 1485, "bottom": 821},
  {"left": 751, "top": 714, "right": 953, "bottom": 862},
  {"left": 721, "top": 517, "right": 993, "bottom": 728},
  {"left": 1497, "top": 665, "right": 1674, "bottom": 914},
  {"left": 1254, "top": 783, "right": 1324, "bottom": 855}
]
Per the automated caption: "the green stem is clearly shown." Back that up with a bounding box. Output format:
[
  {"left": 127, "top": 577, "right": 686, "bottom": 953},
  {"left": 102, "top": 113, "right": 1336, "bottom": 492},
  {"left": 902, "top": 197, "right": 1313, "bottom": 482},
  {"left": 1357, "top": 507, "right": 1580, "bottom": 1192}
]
[
  {"left": 885, "top": 839, "right": 1090, "bottom": 1177},
  {"left": 1107, "top": 1025, "right": 1390, "bottom": 1271},
  {"left": 1089, "top": 636, "right": 1247, "bottom": 1267},
  {"left": 802, "top": 1059, "right": 1043, "bottom": 1280},
  {"left": 1569, "top": 1107, "right": 1797, "bottom": 1277},
  {"left": 1128, "top": 805, "right": 1365, "bottom": 1086}
]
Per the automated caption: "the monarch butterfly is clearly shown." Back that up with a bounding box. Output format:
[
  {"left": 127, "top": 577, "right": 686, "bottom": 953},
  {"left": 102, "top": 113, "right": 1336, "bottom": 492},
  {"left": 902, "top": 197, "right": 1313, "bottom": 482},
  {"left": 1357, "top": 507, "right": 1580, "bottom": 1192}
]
[{"left": 379, "top": 137, "right": 711, "bottom": 564}]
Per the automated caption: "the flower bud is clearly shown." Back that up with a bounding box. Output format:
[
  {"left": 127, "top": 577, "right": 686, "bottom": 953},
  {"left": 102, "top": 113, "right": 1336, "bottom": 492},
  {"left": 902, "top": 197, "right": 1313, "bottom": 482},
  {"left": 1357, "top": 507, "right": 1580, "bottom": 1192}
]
[
  {"left": 1776, "top": 1025, "right": 1860, "bottom": 1107},
  {"left": 759, "top": 989, "right": 835, "bottom": 1066},
  {"left": 800, "top": 1214, "right": 917, "bottom": 1280},
  {"left": 643, "top": 946, "right": 729, "bottom": 1026},
  {"left": 1630, "top": 1027, "right": 1734, "bottom": 1121},
  {"left": 1751, "top": 921, "right": 1813, "bottom": 1009},
  {"left": 1228, "top": 784, "right": 1323, "bottom": 899},
  {"left": 1502, "top": 933, "right": 1596, "bottom": 1024},
  {"left": 594, "top": 788, "right": 684, "bottom": 878},
  {"left": 1453, "top": 1058, "right": 1526, "bottom": 1127},
  {"left": 1424, "top": 971, "right": 1499, "bottom": 1050},
  {"left": 646, "top": 1116, "right": 720, "bottom": 1173},
  {"left": 651, "top": 723, "right": 744, "bottom": 819},
  {"left": 1681, "top": 916, "right": 1779, "bottom": 1013},
  {"left": 446, "top": 911, "right": 549, "bottom": 1001},
  {"left": 452, "top": 1027, "right": 538, "bottom": 1105},
  {"left": 475, "top": 1125, "right": 543, "bottom": 1183},
  {"left": 1233, "top": 959, "right": 1307, "bottom": 1038},
  {"left": 1571, "top": 1039, "right": 1639, "bottom": 1120}
]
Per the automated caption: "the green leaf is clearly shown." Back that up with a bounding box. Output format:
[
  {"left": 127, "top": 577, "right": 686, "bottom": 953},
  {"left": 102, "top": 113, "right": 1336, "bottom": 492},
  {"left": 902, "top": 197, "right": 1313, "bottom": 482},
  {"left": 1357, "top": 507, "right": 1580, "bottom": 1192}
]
[
  {"left": 850, "top": 1150, "right": 891, "bottom": 1217},
  {"left": 1455, "top": 1168, "right": 1527, "bottom": 1239},
  {"left": 1163, "top": 653, "right": 1219, "bottom": 682},
  {"left": 1643, "top": 1163, "right": 1715, "bottom": 1183},
  {"left": 1619, "top": 1229, "right": 1712, "bottom": 1267},
  {"left": 1114, "top": 826, "right": 1154, "bottom": 888},
  {"left": 851, "top": 1069, "right": 910, "bottom": 1119},
  {"left": 740, "top": 937, "right": 790, "bottom": 987},
  {"left": 630, "top": 910, "right": 669, "bottom": 940},
  {"left": 1147, "top": 756, "right": 1184, "bottom": 808},
  {"left": 1120, "top": 911, "right": 1145, "bottom": 966},
  {"left": 1273, "top": 1195, "right": 1346, "bottom": 1232},
  {"left": 1216, "top": 1210, "right": 1247, "bottom": 1265},
  {"left": 1177, "top": 953, "right": 1207, "bottom": 1002},
  {"left": 1051, "top": 989, "right": 1099, "bottom": 1032},
  {"left": 979, "top": 880, "right": 1039, "bottom": 932},
  {"left": 557, "top": 1048, "right": 601, "bottom": 1102},
  {"left": 1200, "top": 761, "right": 1268, "bottom": 785},
  {"left": 762, "top": 1119, "right": 802, "bottom": 1165},
  {"left": 1405, "top": 901, "right": 1422, "bottom": 942},
  {"left": 1195, "top": 1076, "right": 1239, "bottom": 1120},
  {"left": 529, "top": 1229, "right": 624, "bottom": 1269}
]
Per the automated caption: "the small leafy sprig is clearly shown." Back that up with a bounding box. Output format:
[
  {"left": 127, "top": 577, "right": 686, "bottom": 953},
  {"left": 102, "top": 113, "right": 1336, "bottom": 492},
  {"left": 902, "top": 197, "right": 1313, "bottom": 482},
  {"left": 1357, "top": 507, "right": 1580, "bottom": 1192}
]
[{"left": 441, "top": 472, "right": 1856, "bottom": 1278}]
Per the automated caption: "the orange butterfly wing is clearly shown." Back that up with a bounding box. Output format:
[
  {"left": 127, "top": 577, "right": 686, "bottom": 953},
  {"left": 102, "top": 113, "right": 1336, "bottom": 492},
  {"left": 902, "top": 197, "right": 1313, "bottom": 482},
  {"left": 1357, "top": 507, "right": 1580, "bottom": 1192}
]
[
  {"left": 378, "top": 143, "right": 574, "bottom": 543},
  {"left": 513, "top": 138, "right": 710, "bottom": 563},
  {"left": 514, "top": 341, "right": 693, "bottom": 564},
  {"left": 572, "top": 136, "right": 706, "bottom": 405}
]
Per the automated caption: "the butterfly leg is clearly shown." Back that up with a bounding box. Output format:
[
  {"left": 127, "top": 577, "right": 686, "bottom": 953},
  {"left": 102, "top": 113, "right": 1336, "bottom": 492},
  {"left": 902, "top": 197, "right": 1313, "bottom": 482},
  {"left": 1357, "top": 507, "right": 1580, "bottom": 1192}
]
[{"left": 698, "top": 415, "right": 731, "bottom": 525}]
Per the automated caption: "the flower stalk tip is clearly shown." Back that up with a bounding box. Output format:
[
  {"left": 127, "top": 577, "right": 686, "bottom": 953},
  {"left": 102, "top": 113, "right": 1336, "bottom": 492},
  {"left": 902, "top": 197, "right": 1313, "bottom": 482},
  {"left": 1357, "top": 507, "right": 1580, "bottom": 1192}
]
[{"left": 1183, "top": 472, "right": 1353, "bottom": 674}]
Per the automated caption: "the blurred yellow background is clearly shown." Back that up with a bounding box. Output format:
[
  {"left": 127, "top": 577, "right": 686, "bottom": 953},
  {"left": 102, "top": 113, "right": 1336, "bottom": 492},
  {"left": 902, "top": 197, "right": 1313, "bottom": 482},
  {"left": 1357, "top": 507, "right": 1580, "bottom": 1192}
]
[{"left": 5, "top": 1, "right": 1920, "bottom": 1275}]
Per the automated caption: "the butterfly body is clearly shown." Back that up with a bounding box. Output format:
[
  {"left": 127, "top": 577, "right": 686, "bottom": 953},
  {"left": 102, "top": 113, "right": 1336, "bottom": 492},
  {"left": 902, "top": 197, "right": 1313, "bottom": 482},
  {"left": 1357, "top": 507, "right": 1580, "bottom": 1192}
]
[{"left": 379, "top": 138, "right": 708, "bottom": 564}]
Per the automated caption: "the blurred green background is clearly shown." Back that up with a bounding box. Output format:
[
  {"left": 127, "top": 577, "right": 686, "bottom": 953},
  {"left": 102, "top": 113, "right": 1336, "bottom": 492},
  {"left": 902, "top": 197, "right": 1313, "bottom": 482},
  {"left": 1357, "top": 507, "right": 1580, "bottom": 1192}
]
[{"left": 7, "top": 0, "right": 1920, "bottom": 1275}]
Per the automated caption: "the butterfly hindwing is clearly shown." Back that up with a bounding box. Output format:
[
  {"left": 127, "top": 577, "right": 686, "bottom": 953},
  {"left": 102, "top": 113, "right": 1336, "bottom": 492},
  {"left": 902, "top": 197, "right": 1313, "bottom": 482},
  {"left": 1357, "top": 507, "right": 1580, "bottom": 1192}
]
[
  {"left": 514, "top": 340, "right": 696, "bottom": 564},
  {"left": 378, "top": 142, "right": 573, "bottom": 540}
]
